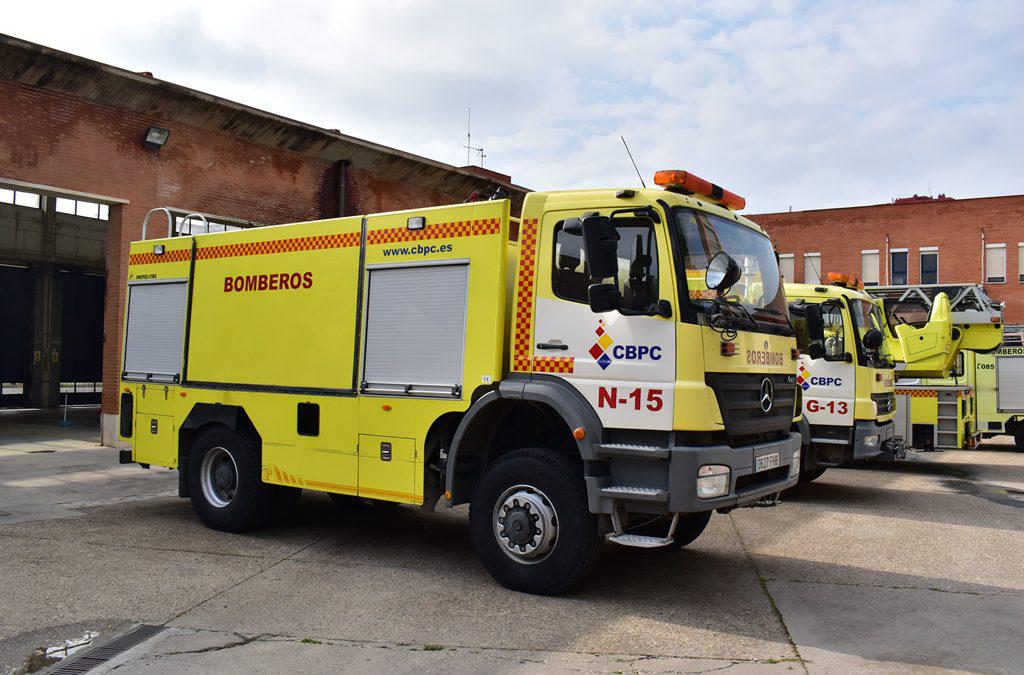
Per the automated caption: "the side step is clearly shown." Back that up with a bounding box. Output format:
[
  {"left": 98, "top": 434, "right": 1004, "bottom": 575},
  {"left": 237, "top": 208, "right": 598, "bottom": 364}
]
[
  {"left": 607, "top": 533, "right": 674, "bottom": 548},
  {"left": 607, "top": 512, "right": 679, "bottom": 548},
  {"left": 600, "top": 485, "right": 668, "bottom": 503},
  {"left": 597, "top": 443, "right": 670, "bottom": 459}
]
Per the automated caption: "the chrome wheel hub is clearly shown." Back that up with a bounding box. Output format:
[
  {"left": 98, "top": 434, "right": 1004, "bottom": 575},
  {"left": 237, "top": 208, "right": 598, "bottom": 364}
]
[
  {"left": 493, "top": 485, "right": 557, "bottom": 564},
  {"left": 200, "top": 446, "right": 238, "bottom": 508}
]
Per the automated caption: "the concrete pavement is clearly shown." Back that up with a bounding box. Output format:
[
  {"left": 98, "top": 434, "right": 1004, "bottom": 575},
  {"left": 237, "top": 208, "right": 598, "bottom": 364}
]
[{"left": 1, "top": 409, "right": 1022, "bottom": 673}]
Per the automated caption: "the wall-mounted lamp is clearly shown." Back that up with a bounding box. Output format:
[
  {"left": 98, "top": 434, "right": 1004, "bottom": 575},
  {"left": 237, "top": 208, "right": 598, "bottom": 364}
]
[{"left": 143, "top": 127, "right": 171, "bottom": 151}]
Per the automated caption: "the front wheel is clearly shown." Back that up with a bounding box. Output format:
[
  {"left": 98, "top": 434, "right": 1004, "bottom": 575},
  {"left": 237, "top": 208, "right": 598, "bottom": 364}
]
[
  {"left": 469, "top": 448, "right": 601, "bottom": 595},
  {"left": 799, "top": 467, "right": 827, "bottom": 484}
]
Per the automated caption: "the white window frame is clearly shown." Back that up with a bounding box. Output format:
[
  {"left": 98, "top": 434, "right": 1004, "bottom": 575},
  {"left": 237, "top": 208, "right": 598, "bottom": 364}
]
[
  {"left": 919, "top": 247, "right": 939, "bottom": 285},
  {"left": 986, "top": 243, "right": 1006, "bottom": 284},
  {"left": 1018, "top": 243, "right": 1023, "bottom": 283},
  {"left": 861, "top": 249, "right": 880, "bottom": 286},
  {"left": 778, "top": 253, "right": 794, "bottom": 282},
  {"left": 803, "top": 252, "right": 821, "bottom": 284}
]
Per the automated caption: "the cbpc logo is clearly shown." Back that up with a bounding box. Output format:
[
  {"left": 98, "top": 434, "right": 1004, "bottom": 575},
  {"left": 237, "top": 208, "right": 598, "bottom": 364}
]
[
  {"left": 588, "top": 320, "right": 662, "bottom": 370},
  {"left": 796, "top": 364, "right": 842, "bottom": 389}
]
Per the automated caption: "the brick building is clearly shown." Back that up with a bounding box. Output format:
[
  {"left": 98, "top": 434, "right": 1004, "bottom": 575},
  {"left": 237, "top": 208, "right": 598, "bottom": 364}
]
[
  {"left": 751, "top": 194, "right": 1024, "bottom": 322},
  {"left": 0, "top": 35, "right": 525, "bottom": 444}
]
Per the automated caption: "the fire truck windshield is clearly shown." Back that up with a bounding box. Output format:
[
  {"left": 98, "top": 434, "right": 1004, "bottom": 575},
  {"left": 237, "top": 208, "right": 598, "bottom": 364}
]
[
  {"left": 849, "top": 298, "right": 894, "bottom": 367},
  {"left": 672, "top": 208, "right": 791, "bottom": 335}
]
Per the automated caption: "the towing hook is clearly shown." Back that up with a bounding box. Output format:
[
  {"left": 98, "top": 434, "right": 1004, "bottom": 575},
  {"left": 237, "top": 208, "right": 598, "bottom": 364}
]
[{"left": 751, "top": 492, "right": 783, "bottom": 508}]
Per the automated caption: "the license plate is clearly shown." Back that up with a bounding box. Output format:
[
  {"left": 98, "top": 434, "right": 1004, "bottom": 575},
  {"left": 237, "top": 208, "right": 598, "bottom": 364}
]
[{"left": 755, "top": 452, "right": 780, "bottom": 473}]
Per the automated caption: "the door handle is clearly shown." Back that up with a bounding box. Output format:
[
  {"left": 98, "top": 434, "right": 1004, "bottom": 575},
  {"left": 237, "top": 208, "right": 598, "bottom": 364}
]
[{"left": 537, "top": 342, "right": 569, "bottom": 351}]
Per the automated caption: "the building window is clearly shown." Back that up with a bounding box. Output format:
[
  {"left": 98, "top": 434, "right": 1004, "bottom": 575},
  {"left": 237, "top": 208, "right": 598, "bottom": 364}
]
[
  {"left": 920, "top": 248, "right": 938, "bottom": 284},
  {"left": 0, "top": 188, "right": 42, "bottom": 209},
  {"left": 803, "top": 253, "right": 821, "bottom": 284},
  {"left": 1018, "top": 243, "right": 1023, "bottom": 283},
  {"left": 55, "top": 197, "right": 110, "bottom": 221},
  {"left": 861, "top": 249, "right": 879, "bottom": 286},
  {"left": 986, "top": 243, "right": 1006, "bottom": 284},
  {"left": 778, "top": 254, "right": 794, "bottom": 282},
  {"left": 890, "top": 249, "right": 908, "bottom": 285}
]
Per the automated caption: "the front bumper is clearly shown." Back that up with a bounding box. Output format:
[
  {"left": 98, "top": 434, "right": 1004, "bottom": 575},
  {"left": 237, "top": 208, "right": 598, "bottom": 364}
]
[
  {"left": 667, "top": 432, "right": 801, "bottom": 512},
  {"left": 852, "top": 419, "right": 894, "bottom": 460}
]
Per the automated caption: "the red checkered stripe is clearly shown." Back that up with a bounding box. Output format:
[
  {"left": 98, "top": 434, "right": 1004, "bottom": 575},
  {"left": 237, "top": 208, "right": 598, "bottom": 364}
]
[
  {"left": 196, "top": 232, "right": 361, "bottom": 260},
  {"left": 533, "top": 356, "right": 574, "bottom": 373},
  {"left": 367, "top": 218, "right": 501, "bottom": 245},
  {"left": 512, "top": 219, "right": 540, "bottom": 372},
  {"left": 895, "top": 389, "right": 938, "bottom": 397},
  {"left": 128, "top": 249, "right": 191, "bottom": 265}
]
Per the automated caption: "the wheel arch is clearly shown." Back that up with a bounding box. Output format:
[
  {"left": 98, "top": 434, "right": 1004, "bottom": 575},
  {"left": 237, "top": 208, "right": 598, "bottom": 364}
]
[
  {"left": 445, "top": 376, "right": 603, "bottom": 505},
  {"left": 177, "top": 403, "right": 261, "bottom": 498}
]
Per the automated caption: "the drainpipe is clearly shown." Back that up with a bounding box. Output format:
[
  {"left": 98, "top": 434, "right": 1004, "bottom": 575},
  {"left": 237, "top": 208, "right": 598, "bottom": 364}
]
[
  {"left": 335, "top": 160, "right": 350, "bottom": 217},
  {"left": 885, "top": 234, "right": 890, "bottom": 285},
  {"left": 981, "top": 228, "right": 986, "bottom": 285}
]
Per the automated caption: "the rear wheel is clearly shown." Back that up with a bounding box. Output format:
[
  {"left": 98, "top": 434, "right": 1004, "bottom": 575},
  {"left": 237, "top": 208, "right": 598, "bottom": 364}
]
[
  {"left": 1015, "top": 425, "right": 1024, "bottom": 452},
  {"left": 469, "top": 448, "right": 601, "bottom": 595},
  {"left": 188, "top": 426, "right": 273, "bottom": 532}
]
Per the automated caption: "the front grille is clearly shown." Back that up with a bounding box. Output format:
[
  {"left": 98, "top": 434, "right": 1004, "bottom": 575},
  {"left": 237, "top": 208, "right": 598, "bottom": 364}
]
[
  {"left": 872, "top": 392, "right": 895, "bottom": 415},
  {"left": 706, "top": 372, "right": 796, "bottom": 439}
]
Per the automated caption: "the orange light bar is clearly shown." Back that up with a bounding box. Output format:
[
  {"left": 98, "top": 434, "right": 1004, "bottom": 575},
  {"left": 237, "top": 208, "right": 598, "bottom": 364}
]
[
  {"left": 654, "top": 170, "right": 746, "bottom": 210},
  {"left": 826, "top": 272, "right": 863, "bottom": 290}
]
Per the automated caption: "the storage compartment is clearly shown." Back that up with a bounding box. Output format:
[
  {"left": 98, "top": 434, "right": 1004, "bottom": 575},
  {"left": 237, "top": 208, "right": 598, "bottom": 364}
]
[
  {"left": 123, "top": 280, "right": 188, "bottom": 382},
  {"left": 134, "top": 413, "right": 176, "bottom": 467},
  {"left": 357, "top": 434, "right": 417, "bottom": 503},
  {"left": 361, "top": 263, "right": 469, "bottom": 397}
]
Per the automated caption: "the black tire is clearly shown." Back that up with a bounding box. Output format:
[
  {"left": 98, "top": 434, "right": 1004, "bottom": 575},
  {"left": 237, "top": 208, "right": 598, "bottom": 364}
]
[
  {"left": 1015, "top": 426, "right": 1024, "bottom": 452},
  {"left": 469, "top": 448, "right": 601, "bottom": 595},
  {"left": 799, "top": 467, "right": 827, "bottom": 484},
  {"left": 187, "top": 425, "right": 274, "bottom": 532},
  {"left": 631, "top": 511, "right": 712, "bottom": 550}
]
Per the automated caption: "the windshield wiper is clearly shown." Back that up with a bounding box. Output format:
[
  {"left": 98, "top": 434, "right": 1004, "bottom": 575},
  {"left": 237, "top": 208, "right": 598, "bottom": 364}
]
[{"left": 710, "top": 298, "right": 758, "bottom": 331}]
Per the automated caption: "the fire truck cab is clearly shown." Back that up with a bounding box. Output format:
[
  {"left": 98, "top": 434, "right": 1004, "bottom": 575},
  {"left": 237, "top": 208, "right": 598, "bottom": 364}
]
[
  {"left": 786, "top": 277, "right": 898, "bottom": 481},
  {"left": 118, "top": 171, "right": 801, "bottom": 594}
]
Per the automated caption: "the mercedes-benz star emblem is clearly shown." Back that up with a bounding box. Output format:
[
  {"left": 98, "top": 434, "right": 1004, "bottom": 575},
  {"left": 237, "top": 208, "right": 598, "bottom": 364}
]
[{"left": 759, "top": 377, "right": 774, "bottom": 414}]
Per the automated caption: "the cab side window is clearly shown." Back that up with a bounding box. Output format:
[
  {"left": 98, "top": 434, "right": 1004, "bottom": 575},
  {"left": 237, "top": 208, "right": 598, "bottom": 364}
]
[{"left": 552, "top": 218, "right": 659, "bottom": 312}]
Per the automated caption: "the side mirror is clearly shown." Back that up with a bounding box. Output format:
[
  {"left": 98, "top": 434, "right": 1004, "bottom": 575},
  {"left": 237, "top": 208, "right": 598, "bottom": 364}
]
[
  {"left": 705, "top": 251, "right": 741, "bottom": 295},
  {"left": 587, "top": 283, "right": 621, "bottom": 313},
  {"left": 863, "top": 327, "right": 884, "bottom": 351},
  {"left": 581, "top": 215, "right": 619, "bottom": 280},
  {"left": 807, "top": 341, "right": 826, "bottom": 360}
]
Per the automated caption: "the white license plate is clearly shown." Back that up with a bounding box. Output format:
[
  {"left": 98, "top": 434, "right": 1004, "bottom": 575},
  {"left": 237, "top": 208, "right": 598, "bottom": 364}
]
[{"left": 755, "top": 452, "right": 780, "bottom": 473}]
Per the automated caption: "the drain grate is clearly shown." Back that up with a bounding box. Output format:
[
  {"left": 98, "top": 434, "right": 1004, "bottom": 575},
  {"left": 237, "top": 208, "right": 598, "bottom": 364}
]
[{"left": 48, "top": 624, "right": 164, "bottom": 674}]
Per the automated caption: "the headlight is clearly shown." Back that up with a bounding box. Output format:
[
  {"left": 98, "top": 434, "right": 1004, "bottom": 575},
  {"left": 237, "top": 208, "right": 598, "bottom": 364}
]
[
  {"left": 697, "top": 465, "right": 730, "bottom": 499},
  {"left": 863, "top": 434, "right": 880, "bottom": 448},
  {"left": 789, "top": 448, "right": 801, "bottom": 478}
]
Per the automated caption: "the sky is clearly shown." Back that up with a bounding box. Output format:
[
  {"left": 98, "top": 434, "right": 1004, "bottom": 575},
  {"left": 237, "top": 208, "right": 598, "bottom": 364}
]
[{"left": 4, "top": 0, "right": 1023, "bottom": 212}]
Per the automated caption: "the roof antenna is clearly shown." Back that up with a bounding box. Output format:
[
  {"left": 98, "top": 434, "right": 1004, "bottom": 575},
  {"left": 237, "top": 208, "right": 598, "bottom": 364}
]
[
  {"left": 464, "top": 107, "right": 485, "bottom": 166},
  {"left": 621, "top": 136, "right": 646, "bottom": 188}
]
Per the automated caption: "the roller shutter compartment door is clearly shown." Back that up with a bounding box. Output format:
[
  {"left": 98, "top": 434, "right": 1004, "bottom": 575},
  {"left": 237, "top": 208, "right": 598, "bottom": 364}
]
[
  {"left": 123, "top": 280, "right": 188, "bottom": 382},
  {"left": 997, "top": 357, "right": 1024, "bottom": 412},
  {"left": 362, "top": 264, "right": 468, "bottom": 397}
]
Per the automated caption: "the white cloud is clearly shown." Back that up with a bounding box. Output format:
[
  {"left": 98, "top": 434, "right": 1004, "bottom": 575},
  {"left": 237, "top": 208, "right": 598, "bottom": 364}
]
[{"left": 4, "top": 0, "right": 1022, "bottom": 211}]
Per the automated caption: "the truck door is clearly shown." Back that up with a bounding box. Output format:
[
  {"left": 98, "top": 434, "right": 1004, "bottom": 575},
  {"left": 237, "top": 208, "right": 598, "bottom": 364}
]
[
  {"left": 798, "top": 299, "right": 855, "bottom": 430},
  {"left": 529, "top": 212, "right": 676, "bottom": 430}
]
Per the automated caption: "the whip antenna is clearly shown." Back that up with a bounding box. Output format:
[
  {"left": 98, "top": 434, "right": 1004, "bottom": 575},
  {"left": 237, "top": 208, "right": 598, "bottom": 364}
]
[{"left": 621, "top": 136, "right": 646, "bottom": 188}]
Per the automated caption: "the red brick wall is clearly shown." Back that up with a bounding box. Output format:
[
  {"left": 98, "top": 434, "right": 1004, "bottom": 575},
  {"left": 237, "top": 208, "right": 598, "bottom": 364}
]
[
  {"left": 750, "top": 195, "right": 1024, "bottom": 323},
  {"left": 0, "top": 81, "right": 465, "bottom": 413}
]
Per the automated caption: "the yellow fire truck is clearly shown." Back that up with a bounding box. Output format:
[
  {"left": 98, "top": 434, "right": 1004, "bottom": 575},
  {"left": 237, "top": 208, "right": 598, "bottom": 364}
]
[
  {"left": 118, "top": 170, "right": 801, "bottom": 594},
  {"left": 912, "top": 325, "right": 1024, "bottom": 450},
  {"left": 785, "top": 275, "right": 899, "bottom": 482},
  {"left": 872, "top": 284, "right": 1004, "bottom": 451}
]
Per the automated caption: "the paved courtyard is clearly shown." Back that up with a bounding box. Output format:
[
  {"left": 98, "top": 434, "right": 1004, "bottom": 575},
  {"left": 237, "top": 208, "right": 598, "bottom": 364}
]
[{"left": 1, "top": 408, "right": 1022, "bottom": 673}]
